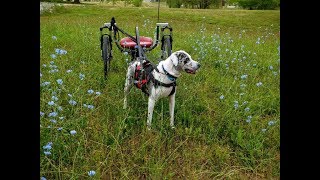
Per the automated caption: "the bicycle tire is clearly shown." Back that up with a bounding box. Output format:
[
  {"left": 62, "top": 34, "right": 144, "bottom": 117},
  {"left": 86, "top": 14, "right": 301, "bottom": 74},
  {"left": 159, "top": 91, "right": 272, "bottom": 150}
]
[
  {"left": 161, "top": 36, "right": 172, "bottom": 60},
  {"left": 102, "top": 35, "right": 111, "bottom": 79}
]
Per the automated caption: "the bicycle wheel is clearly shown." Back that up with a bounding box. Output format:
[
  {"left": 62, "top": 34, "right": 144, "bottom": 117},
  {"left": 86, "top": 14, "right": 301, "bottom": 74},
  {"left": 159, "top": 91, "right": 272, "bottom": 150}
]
[
  {"left": 161, "top": 36, "right": 172, "bottom": 60},
  {"left": 102, "top": 35, "right": 112, "bottom": 79}
]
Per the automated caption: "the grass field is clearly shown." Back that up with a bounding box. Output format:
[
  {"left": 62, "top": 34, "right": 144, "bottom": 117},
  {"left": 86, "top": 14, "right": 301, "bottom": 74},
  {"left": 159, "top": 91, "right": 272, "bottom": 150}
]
[{"left": 40, "top": 2, "right": 280, "bottom": 179}]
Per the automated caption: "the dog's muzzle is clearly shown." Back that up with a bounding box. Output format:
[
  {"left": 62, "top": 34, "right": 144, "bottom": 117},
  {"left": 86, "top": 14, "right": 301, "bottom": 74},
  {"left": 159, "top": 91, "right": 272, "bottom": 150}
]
[{"left": 185, "top": 63, "right": 201, "bottom": 74}]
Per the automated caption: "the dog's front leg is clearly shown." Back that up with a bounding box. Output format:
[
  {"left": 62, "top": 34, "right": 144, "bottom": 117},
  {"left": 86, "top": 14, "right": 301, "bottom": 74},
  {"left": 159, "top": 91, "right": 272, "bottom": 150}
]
[
  {"left": 147, "top": 96, "right": 156, "bottom": 130},
  {"left": 169, "top": 92, "right": 176, "bottom": 129}
]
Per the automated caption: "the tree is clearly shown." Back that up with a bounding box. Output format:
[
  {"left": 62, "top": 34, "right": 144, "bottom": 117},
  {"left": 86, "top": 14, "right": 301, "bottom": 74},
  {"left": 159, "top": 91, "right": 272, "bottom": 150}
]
[{"left": 237, "top": 0, "right": 278, "bottom": 10}]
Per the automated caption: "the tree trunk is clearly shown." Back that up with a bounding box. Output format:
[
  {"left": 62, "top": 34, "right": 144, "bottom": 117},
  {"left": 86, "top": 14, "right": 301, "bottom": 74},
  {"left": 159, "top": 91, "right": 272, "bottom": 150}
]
[{"left": 74, "top": 0, "right": 81, "bottom": 4}]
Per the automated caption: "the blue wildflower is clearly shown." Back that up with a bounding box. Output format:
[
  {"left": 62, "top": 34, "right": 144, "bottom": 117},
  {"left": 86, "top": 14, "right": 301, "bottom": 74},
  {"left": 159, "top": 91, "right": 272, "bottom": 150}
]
[
  {"left": 95, "top": 92, "right": 101, "bottom": 96},
  {"left": 56, "top": 79, "right": 63, "bottom": 85},
  {"left": 59, "top": 116, "right": 64, "bottom": 120},
  {"left": 42, "top": 64, "right": 47, "bottom": 67},
  {"left": 52, "top": 96, "right": 58, "bottom": 101},
  {"left": 219, "top": 95, "right": 224, "bottom": 100},
  {"left": 50, "top": 119, "right": 57, "bottom": 123},
  {"left": 55, "top": 48, "right": 67, "bottom": 55},
  {"left": 268, "top": 120, "right": 276, "bottom": 126},
  {"left": 48, "top": 111, "right": 58, "bottom": 117},
  {"left": 88, "top": 170, "right": 96, "bottom": 177},
  {"left": 87, "top": 105, "right": 94, "bottom": 109},
  {"left": 66, "top": 69, "right": 72, "bottom": 73},
  {"left": 123, "top": 52, "right": 128, "bottom": 56},
  {"left": 79, "top": 73, "right": 85, "bottom": 80},
  {"left": 240, "top": 74, "right": 248, "bottom": 80},
  {"left": 261, "top": 128, "right": 267, "bottom": 132},
  {"left": 48, "top": 101, "right": 55, "bottom": 106},
  {"left": 83, "top": 104, "right": 87, "bottom": 107},
  {"left": 242, "top": 101, "right": 248, "bottom": 105},
  {"left": 44, "top": 151, "right": 51, "bottom": 156},
  {"left": 234, "top": 101, "right": 239, "bottom": 109},
  {"left": 50, "top": 54, "right": 57, "bottom": 59},
  {"left": 245, "top": 107, "right": 250, "bottom": 112},
  {"left": 69, "top": 100, "right": 77, "bottom": 106},
  {"left": 269, "top": 65, "right": 274, "bottom": 70},
  {"left": 70, "top": 130, "right": 77, "bottom": 135},
  {"left": 240, "top": 84, "right": 246, "bottom": 88},
  {"left": 41, "top": 176, "right": 47, "bottom": 180},
  {"left": 68, "top": 94, "right": 72, "bottom": 98},
  {"left": 256, "top": 82, "right": 263, "bottom": 87},
  {"left": 43, "top": 143, "right": 52, "bottom": 150},
  {"left": 57, "top": 106, "right": 63, "bottom": 111},
  {"left": 87, "top": 89, "right": 94, "bottom": 94},
  {"left": 57, "top": 127, "right": 63, "bottom": 131},
  {"left": 50, "top": 61, "right": 54, "bottom": 65},
  {"left": 40, "top": 112, "right": 45, "bottom": 117},
  {"left": 52, "top": 36, "right": 57, "bottom": 40},
  {"left": 40, "top": 73, "right": 42, "bottom": 78},
  {"left": 41, "top": 81, "right": 51, "bottom": 87}
]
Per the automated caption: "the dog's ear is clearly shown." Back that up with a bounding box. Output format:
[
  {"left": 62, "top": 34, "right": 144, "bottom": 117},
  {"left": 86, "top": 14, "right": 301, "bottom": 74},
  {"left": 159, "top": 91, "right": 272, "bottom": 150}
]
[{"left": 171, "top": 53, "right": 179, "bottom": 66}]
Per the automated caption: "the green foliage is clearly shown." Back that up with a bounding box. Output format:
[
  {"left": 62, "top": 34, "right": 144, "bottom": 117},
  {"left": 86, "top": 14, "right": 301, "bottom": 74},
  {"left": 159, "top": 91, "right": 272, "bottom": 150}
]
[
  {"left": 132, "top": 0, "right": 143, "bottom": 7},
  {"left": 166, "top": 0, "right": 183, "bottom": 8},
  {"left": 237, "top": 0, "right": 279, "bottom": 9}
]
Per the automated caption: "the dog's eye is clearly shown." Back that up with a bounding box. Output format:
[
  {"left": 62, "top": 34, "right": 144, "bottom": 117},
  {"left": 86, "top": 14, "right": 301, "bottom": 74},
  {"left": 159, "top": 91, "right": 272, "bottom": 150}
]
[{"left": 184, "top": 58, "right": 190, "bottom": 64}]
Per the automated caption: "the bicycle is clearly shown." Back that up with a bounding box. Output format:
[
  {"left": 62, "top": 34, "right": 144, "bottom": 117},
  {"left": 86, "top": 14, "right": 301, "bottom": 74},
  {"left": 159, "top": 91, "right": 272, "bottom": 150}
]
[{"left": 99, "top": 17, "right": 173, "bottom": 79}]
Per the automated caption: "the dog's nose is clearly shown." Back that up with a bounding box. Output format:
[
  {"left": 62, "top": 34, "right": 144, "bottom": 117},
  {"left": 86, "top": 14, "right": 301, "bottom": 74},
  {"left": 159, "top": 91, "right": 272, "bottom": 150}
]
[{"left": 197, "top": 63, "right": 201, "bottom": 69}]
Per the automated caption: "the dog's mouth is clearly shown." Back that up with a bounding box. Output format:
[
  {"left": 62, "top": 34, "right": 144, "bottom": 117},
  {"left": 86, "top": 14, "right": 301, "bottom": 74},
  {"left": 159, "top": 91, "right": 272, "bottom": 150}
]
[{"left": 185, "top": 69, "right": 196, "bottom": 74}]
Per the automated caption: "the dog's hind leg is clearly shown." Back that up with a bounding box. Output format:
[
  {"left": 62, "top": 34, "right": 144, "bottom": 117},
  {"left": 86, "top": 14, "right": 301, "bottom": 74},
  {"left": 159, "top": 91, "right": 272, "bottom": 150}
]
[
  {"left": 123, "top": 65, "right": 135, "bottom": 109},
  {"left": 169, "top": 93, "right": 176, "bottom": 129}
]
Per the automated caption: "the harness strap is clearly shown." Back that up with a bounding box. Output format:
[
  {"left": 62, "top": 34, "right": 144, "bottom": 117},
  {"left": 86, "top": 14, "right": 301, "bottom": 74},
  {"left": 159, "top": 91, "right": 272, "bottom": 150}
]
[{"left": 149, "top": 71, "right": 176, "bottom": 96}]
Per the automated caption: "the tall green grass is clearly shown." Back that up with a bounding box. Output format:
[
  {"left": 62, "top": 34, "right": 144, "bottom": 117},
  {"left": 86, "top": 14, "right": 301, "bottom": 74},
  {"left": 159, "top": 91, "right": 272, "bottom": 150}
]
[{"left": 40, "top": 3, "right": 279, "bottom": 179}]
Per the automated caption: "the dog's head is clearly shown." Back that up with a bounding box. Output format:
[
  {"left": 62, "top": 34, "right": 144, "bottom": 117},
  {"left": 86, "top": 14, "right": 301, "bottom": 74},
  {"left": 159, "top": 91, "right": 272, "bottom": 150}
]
[{"left": 170, "top": 50, "right": 200, "bottom": 74}]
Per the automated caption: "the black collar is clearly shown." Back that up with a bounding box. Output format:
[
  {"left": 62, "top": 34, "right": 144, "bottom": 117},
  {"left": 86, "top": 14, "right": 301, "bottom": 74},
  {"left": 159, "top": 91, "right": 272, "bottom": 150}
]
[{"left": 161, "top": 65, "right": 177, "bottom": 81}]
